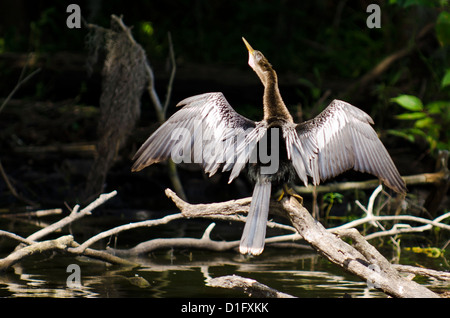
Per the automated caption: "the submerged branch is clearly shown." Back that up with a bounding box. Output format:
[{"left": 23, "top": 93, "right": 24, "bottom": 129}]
[{"left": 207, "top": 274, "right": 295, "bottom": 298}]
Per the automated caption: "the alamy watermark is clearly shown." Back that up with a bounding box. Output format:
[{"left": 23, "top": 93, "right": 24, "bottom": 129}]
[
  {"left": 366, "top": 4, "right": 381, "bottom": 29},
  {"left": 65, "top": 3, "right": 381, "bottom": 30},
  {"left": 366, "top": 264, "right": 382, "bottom": 289},
  {"left": 66, "top": 4, "right": 81, "bottom": 29},
  {"left": 66, "top": 263, "right": 82, "bottom": 289}
]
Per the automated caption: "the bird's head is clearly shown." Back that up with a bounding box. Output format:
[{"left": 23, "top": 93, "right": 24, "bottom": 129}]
[{"left": 242, "top": 37, "right": 274, "bottom": 86}]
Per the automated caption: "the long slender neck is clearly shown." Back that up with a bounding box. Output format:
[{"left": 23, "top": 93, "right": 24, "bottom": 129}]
[{"left": 263, "top": 70, "right": 293, "bottom": 123}]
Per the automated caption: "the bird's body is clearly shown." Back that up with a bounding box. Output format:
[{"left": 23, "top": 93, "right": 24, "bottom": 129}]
[{"left": 132, "top": 38, "right": 406, "bottom": 256}]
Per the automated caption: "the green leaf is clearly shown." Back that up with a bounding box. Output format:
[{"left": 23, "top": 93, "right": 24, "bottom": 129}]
[
  {"left": 414, "top": 117, "right": 433, "bottom": 129},
  {"left": 395, "top": 112, "right": 427, "bottom": 120},
  {"left": 406, "top": 128, "right": 427, "bottom": 138},
  {"left": 391, "top": 95, "right": 424, "bottom": 111},
  {"left": 387, "top": 129, "right": 416, "bottom": 142},
  {"left": 442, "top": 69, "right": 450, "bottom": 88},
  {"left": 436, "top": 11, "right": 450, "bottom": 47},
  {"left": 426, "top": 101, "right": 450, "bottom": 114}
]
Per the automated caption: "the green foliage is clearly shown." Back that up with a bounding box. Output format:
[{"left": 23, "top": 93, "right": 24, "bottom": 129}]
[
  {"left": 323, "top": 192, "right": 344, "bottom": 206},
  {"left": 389, "top": 0, "right": 448, "bottom": 8},
  {"left": 436, "top": 11, "right": 450, "bottom": 47},
  {"left": 323, "top": 192, "right": 344, "bottom": 222},
  {"left": 391, "top": 95, "right": 424, "bottom": 112},
  {"left": 389, "top": 70, "right": 450, "bottom": 154},
  {"left": 442, "top": 68, "right": 450, "bottom": 88}
]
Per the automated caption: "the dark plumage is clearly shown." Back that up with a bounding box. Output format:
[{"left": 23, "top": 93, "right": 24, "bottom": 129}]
[{"left": 132, "top": 38, "right": 406, "bottom": 256}]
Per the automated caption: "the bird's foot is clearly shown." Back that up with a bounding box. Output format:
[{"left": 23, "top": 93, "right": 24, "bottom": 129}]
[
  {"left": 276, "top": 190, "right": 285, "bottom": 201},
  {"left": 278, "top": 185, "right": 303, "bottom": 205}
]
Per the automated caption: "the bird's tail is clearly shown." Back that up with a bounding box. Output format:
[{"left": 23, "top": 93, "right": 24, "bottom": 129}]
[{"left": 239, "top": 180, "right": 271, "bottom": 256}]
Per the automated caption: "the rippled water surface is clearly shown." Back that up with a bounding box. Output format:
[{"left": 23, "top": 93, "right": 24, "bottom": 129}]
[{"left": 0, "top": 214, "right": 448, "bottom": 298}]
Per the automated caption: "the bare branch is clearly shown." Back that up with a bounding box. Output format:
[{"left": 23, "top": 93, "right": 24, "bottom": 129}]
[
  {"left": 67, "top": 243, "right": 138, "bottom": 266},
  {"left": 26, "top": 191, "right": 117, "bottom": 242},
  {"left": 72, "top": 212, "right": 184, "bottom": 253},
  {"left": 0, "top": 62, "right": 41, "bottom": 115},
  {"left": 207, "top": 274, "right": 296, "bottom": 298},
  {"left": 0, "top": 208, "right": 63, "bottom": 218},
  {"left": 294, "top": 171, "right": 447, "bottom": 194},
  {"left": 165, "top": 188, "right": 296, "bottom": 232},
  {"left": 164, "top": 187, "right": 440, "bottom": 297},
  {"left": 0, "top": 230, "right": 35, "bottom": 245},
  {"left": 393, "top": 264, "right": 450, "bottom": 282},
  {"left": 110, "top": 14, "right": 137, "bottom": 45},
  {"left": 0, "top": 231, "right": 136, "bottom": 270},
  {"left": 0, "top": 235, "right": 74, "bottom": 271},
  {"left": 280, "top": 196, "right": 439, "bottom": 298},
  {"left": 330, "top": 211, "right": 450, "bottom": 238},
  {"left": 163, "top": 32, "right": 176, "bottom": 116},
  {"left": 109, "top": 223, "right": 240, "bottom": 256}
]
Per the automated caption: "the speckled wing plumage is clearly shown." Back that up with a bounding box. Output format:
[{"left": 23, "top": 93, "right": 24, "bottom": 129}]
[
  {"left": 284, "top": 99, "right": 406, "bottom": 194},
  {"left": 132, "top": 92, "right": 267, "bottom": 183}
]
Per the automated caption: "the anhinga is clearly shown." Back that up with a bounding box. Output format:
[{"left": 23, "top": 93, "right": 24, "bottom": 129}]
[{"left": 132, "top": 38, "right": 406, "bottom": 256}]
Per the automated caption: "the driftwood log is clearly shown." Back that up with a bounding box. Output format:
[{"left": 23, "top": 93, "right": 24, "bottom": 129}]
[{"left": 165, "top": 188, "right": 440, "bottom": 298}]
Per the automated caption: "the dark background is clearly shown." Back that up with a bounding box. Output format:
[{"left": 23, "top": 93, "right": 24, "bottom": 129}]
[{"left": 0, "top": 0, "right": 448, "bottom": 217}]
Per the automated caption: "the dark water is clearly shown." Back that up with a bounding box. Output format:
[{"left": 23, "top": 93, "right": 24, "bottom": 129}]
[
  {"left": 0, "top": 213, "right": 448, "bottom": 298},
  {"left": 0, "top": 250, "right": 384, "bottom": 298}
]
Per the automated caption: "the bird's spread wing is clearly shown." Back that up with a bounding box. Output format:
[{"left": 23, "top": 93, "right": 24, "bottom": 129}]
[
  {"left": 132, "top": 92, "right": 266, "bottom": 183},
  {"left": 284, "top": 99, "right": 406, "bottom": 194}
]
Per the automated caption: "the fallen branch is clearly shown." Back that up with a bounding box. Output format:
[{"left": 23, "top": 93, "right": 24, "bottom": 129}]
[
  {"left": 393, "top": 264, "right": 450, "bottom": 282},
  {"left": 0, "top": 208, "right": 63, "bottom": 218},
  {"left": 207, "top": 274, "right": 295, "bottom": 298},
  {"left": 0, "top": 230, "right": 35, "bottom": 246},
  {"left": 0, "top": 231, "right": 137, "bottom": 268},
  {"left": 165, "top": 188, "right": 441, "bottom": 298},
  {"left": 1, "top": 186, "right": 445, "bottom": 296},
  {"left": 72, "top": 212, "right": 184, "bottom": 253},
  {"left": 26, "top": 190, "right": 117, "bottom": 242},
  {"left": 281, "top": 196, "right": 439, "bottom": 298},
  {"left": 329, "top": 185, "right": 450, "bottom": 237},
  {"left": 109, "top": 223, "right": 239, "bottom": 256},
  {"left": 294, "top": 170, "right": 447, "bottom": 194},
  {"left": 0, "top": 190, "right": 138, "bottom": 271},
  {"left": 0, "top": 235, "right": 74, "bottom": 271},
  {"left": 86, "top": 196, "right": 297, "bottom": 255},
  {"left": 67, "top": 243, "right": 138, "bottom": 266}
]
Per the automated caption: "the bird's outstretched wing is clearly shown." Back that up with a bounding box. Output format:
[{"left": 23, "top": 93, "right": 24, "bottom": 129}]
[
  {"left": 132, "top": 92, "right": 266, "bottom": 183},
  {"left": 283, "top": 99, "right": 406, "bottom": 194}
]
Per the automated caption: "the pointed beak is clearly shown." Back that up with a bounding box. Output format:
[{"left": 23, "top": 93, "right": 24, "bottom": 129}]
[{"left": 242, "top": 37, "right": 254, "bottom": 54}]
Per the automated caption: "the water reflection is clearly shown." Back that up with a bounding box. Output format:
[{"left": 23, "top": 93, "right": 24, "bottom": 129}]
[
  {"left": 0, "top": 248, "right": 393, "bottom": 298},
  {"left": 1, "top": 265, "right": 99, "bottom": 297},
  {"left": 0, "top": 215, "right": 448, "bottom": 298}
]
